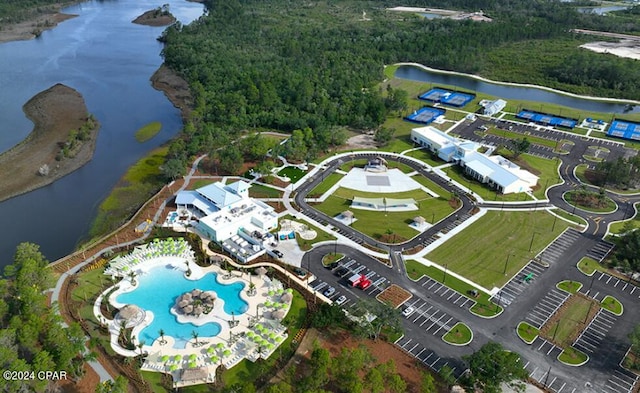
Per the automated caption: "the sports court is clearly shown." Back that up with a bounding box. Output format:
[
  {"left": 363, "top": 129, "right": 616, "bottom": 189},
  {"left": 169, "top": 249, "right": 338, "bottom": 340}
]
[
  {"left": 607, "top": 120, "right": 640, "bottom": 141},
  {"left": 516, "top": 109, "right": 577, "bottom": 129},
  {"left": 418, "top": 88, "right": 475, "bottom": 107},
  {"left": 405, "top": 106, "right": 446, "bottom": 124}
]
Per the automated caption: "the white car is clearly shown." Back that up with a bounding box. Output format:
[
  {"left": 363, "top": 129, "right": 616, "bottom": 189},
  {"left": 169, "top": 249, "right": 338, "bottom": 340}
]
[
  {"left": 335, "top": 295, "right": 347, "bottom": 305},
  {"left": 402, "top": 306, "right": 415, "bottom": 317},
  {"left": 323, "top": 287, "right": 336, "bottom": 297}
]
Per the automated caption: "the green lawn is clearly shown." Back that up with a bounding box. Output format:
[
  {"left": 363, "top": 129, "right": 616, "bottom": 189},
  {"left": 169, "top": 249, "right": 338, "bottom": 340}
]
[
  {"left": 307, "top": 173, "right": 344, "bottom": 198},
  {"left": 277, "top": 166, "right": 306, "bottom": 183},
  {"left": 313, "top": 194, "right": 455, "bottom": 242},
  {"left": 134, "top": 121, "right": 162, "bottom": 143},
  {"left": 601, "top": 295, "right": 623, "bottom": 316},
  {"left": 551, "top": 208, "right": 589, "bottom": 227},
  {"left": 543, "top": 296, "right": 593, "bottom": 348},
  {"left": 577, "top": 257, "right": 607, "bottom": 276},
  {"left": 322, "top": 253, "right": 344, "bottom": 266},
  {"left": 557, "top": 280, "right": 583, "bottom": 294},
  {"left": 519, "top": 154, "right": 563, "bottom": 199},
  {"left": 517, "top": 322, "right": 540, "bottom": 344},
  {"left": 248, "top": 183, "right": 283, "bottom": 198},
  {"left": 442, "top": 322, "right": 472, "bottom": 345},
  {"left": 411, "top": 175, "right": 451, "bottom": 198},
  {"left": 426, "top": 211, "right": 572, "bottom": 290},
  {"left": 405, "top": 260, "right": 502, "bottom": 317},
  {"left": 558, "top": 347, "right": 589, "bottom": 366}
]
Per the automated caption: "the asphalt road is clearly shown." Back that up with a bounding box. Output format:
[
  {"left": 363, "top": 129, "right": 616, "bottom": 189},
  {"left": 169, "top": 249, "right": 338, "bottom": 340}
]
[{"left": 291, "top": 119, "right": 640, "bottom": 392}]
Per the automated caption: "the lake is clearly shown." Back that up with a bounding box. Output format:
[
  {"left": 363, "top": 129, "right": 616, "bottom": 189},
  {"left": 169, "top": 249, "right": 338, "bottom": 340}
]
[
  {"left": 394, "top": 65, "right": 640, "bottom": 115},
  {"left": 0, "top": 0, "right": 204, "bottom": 266}
]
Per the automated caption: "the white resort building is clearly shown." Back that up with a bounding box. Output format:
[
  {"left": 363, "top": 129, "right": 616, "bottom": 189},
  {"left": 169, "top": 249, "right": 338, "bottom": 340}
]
[
  {"left": 176, "top": 181, "right": 278, "bottom": 262},
  {"left": 410, "top": 126, "right": 539, "bottom": 194}
]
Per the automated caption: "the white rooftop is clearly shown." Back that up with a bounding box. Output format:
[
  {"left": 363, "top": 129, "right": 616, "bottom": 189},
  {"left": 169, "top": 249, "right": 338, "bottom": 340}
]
[{"left": 412, "top": 126, "right": 458, "bottom": 147}]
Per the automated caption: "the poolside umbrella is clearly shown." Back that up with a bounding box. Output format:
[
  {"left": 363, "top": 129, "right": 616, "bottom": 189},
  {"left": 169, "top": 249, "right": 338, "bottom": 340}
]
[
  {"left": 161, "top": 355, "right": 170, "bottom": 363},
  {"left": 223, "top": 349, "right": 232, "bottom": 357},
  {"left": 207, "top": 346, "right": 216, "bottom": 354},
  {"left": 216, "top": 342, "right": 224, "bottom": 349},
  {"left": 264, "top": 301, "right": 272, "bottom": 308},
  {"left": 275, "top": 336, "right": 283, "bottom": 343},
  {"left": 280, "top": 292, "right": 293, "bottom": 303},
  {"left": 272, "top": 309, "right": 286, "bottom": 321},
  {"left": 174, "top": 355, "right": 182, "bottom": 362},
  {"left": 189, "top": 361, "right": 197, "bottom": 368},
  {"left": 269, "top": 333, "right": 276, "bottom": 340},
  {"left": 246, "top": 331, "right": 254, "bottom": 338},
  {"left": 268, "top": 290, "right": 275, "bottom": 297},
  {"left": 267, "top": 343, "right": 275, "bottom": 350},
  {"left": 286, "top": 288, "right": 293, "bottom": 293},
  {"left": 169, "top": 364, "right": 178, "bottom": 372},
  {"left": 211, "top": 356, "right": 220, "bottom": 363},
  {"left": 255, "top": 323, "right": 263, "bottom": 330},
  {"left": 189, "top": 354, "right": 197, "bottom": 361}
]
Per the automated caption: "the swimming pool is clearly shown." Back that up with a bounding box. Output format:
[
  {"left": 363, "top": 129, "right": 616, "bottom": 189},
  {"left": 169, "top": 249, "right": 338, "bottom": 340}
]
[{"left": 116, "top": 265, "right": 248, "bottom": 348}]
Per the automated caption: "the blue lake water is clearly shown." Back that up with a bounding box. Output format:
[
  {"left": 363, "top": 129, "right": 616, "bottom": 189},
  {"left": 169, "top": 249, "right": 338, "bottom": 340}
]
[
  {"left": 0, "top": 0, "right": 204, "bottom": 265},
  {"left": 116, "top": 266, "right": 248, "bottom": 348}
]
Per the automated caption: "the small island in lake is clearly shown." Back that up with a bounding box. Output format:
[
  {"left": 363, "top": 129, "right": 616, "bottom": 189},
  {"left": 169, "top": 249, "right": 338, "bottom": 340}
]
[
  {"left": 132, "top": 5, "right": 176, "bottom": 27},
  {"left": 0, "top": 84, "right": 100, "bottom": 202}
]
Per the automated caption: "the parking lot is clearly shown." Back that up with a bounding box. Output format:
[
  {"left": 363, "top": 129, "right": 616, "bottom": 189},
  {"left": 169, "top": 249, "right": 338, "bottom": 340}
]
[
  {"left": 307, "top": 258, "right": 389, "bottom": 306},
  {"left": 573, "top": 308, "right": 616, "bottom": 355},
  {"left": 537, "top": 228, "right": 582, "bottom": 265},
  {"left": 585, "top": 239, "right": 615, "bottom": 262},
  {"left": 490, "top": 261, "right": 547, "bottom": 308},
  {"left": 401, "top": 297, "right": 458, "bottom": 337},
  {"left": 415, "top": 275, "right": 475, "bottom": 309},
  {"left": 585, "top": 271, "right": 640, "bottom": 300},
  {"left": 524, "top": 288, "right": 570, "bottom": 328},
  {"left": 395, "top": 336, "right": 464, "bottom": 376},
  {"left": 604, "top": 369, "right": 639, "bottom": 393}
]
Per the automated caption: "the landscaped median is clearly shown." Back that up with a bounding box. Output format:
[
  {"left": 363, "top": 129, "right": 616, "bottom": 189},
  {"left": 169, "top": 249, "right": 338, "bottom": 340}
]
[
  {"left": 601, "top": 295, "right": 623, "bottom": 316},
  {"left": 556, "top": 280, "right": 583, "bottom": 294},
  {"left": 442, "top": 322, "right": 472, "bottom": 346},
  {"left": 577, "top": 257, "right": 607, "bottom": 276},
  {"left": 558, "top": 347, "right": 589, "bottom": 366},
  {"left": 516, "top": 322, "right": 539, "bottom": 345}
]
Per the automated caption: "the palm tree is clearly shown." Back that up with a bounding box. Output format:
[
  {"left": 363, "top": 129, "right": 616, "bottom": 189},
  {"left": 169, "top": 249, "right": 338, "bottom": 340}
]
[
  {"left": 158, "top": 329, "right": 166, "bottom": 345},
  {"left": 248, "top": 282, "right": 256, "bottom": 296},
  {"left": 184, "top": 260, "right": 192, "bottom": 276},
  {"left": 137, "top": 340, "right": 146, "bottom": 356},
  {"left": 191, "top": 330, "right": 199, "bottom": 346},
  {"left": 128, "top": 271, "right": 137, "bottom": 286}
]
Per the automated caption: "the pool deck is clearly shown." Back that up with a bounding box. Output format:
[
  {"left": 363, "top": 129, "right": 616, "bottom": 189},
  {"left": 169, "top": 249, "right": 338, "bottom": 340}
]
[{"left": 97, "top": 255, "right": 291, "bottom": 387}]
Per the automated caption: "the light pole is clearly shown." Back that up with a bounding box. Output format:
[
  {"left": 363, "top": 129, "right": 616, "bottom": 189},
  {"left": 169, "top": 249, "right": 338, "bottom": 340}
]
[
  {"left": 528, "top": 232, "right": 538, "bottom": 252},
  {"left": 443, "top": 264, "right": 448, "bottom": 285},
  {"left": 503, "top": 253, "right": 513, "bottom": 275},
  {"left": 551, "top": 212, "right": 558, "bottom": 232}
]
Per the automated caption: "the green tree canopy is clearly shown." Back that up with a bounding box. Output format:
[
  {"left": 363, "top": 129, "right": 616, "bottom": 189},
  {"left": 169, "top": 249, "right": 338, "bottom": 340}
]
[{"left": 462, "top": 341, "right": 529, "bottom": 393}]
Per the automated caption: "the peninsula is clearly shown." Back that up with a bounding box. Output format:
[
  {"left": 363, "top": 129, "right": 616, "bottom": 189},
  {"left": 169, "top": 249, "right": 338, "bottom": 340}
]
[{"left": 0, "top": 83, "right": 99, "bottom": 202}]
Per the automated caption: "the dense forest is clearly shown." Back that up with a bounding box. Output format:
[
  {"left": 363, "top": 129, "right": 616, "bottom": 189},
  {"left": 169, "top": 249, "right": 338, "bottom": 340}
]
[{"left": 159, "top": 0, "right": 640, "bottom": 170}]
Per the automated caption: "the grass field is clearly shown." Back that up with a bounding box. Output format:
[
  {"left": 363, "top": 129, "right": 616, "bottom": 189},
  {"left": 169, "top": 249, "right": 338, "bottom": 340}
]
[
  {"left": 557, "top": 280, "right": 583, "bottom": 294},
  {"left": 577, "top": 257, "right": 607, "bottom": 276},
  {"left": 543, "top": 296, "right": 594, "bottom": 348},
  {"left": 307, "top": 173, "right": 344, "bottom": 197},
  {"left": 517, "top": 322, "right": 540, "bottom": 344},
  {"left": 601, "top": 295, "right": 623, "bottom": 316},
  {"left": 558, "top": 347, "right": 589, "bottom": 366},
  {"left": 411, "top": 175, "right": 451, "bottom": 197},
  {"left": 443, "top": 322, "right": 472, "bottom": 345},
  {"left": 551, "top": 208, "right": 588, "bottom": 227},
  {"left": 248, "top": 183, "right": 283, "bottom": 198},
  {"left": 277, "top": 166, "right": 306, "bottom": 183},
  {"left": 313, "top": 194, "right": 455, "bottom": 242},
  {"left": 134, "top": 121, "right": 162, "bottom": 143},
  {"left": 404, "top": 149, "right": 445, "bottom": 167},
  {"left": 426, "top": 211, "right": 572, "bottom": 290},
  {"left": 609, "top": 211, "right": 640, "bottom": 234}
]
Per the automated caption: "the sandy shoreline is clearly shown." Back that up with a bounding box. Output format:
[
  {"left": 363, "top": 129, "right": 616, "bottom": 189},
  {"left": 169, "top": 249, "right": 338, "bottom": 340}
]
[
  {"left": 0, "top": 11, "right": 77, "bottom": 44},
  {"left": 0, "top": 84, "right": 99, "bottom": 203}
]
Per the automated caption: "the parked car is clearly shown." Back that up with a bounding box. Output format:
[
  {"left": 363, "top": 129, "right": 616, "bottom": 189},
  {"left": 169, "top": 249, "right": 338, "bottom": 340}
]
[
  {"left": 323, "top": 286, "right": 336, "bottom": 297},
  {"left": 273, "top": 249, "right": 283, "bottom": 258},
  {"left": 334, "top": 267, "right": 349, "bottom": 277},
  {"left": 335, "top": 295, "right": 347, "bottom": 305},
  {"left": 293, "top": 267, "right": 307, "bottom": 277},
  {"left": 402, "top": 306, "right": 415, "bottom": 317}
]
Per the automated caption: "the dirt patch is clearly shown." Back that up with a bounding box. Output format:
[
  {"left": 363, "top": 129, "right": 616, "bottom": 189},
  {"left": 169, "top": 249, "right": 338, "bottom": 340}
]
[
  {"left": 0, "top": 11, "right": 77, "bottom": 44},
  {"left": 580, "top": 40, "right": 640, "bottom": 61},
  {"left": 0, "top": 84, "right": 98, "bottom": 202},
  {"left": 59, "top": 363, "right": 100, "bottom": 393},
  {"left": 132, "top": 9, "right": 176, "bottom": 27},
  {"left": 341, "top": 133, "right": 379, "bottom": 150},
  {"left": 150, "top": 65, "right": 193, "bottom": 120},
  {"left": 376, "top": 284, "right": 412, "bottom": 308}
]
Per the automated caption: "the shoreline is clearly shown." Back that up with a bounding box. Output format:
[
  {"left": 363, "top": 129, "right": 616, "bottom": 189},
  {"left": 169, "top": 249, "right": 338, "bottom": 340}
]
[
  {"left": 394, "top": 62, "right": 640, "bottom": 106},
  {"left": 0, "top": 84, "right": 99, "bottom": 203},
  {"left": 151, "top": 64, "right": 193, "bottom": 120},
  {"left": 0, "top": 10, "right": 78, "bottom": 44}
]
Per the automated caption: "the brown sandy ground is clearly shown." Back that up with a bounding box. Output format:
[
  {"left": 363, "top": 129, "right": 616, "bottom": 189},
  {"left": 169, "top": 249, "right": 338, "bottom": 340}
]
[
  {"left": 0, "top": 12, "right": 77, "bottom": 43},
  {"left": 132, "top": 9, "right": 176, "bottom": 27},
  {"left": 0, "top": 83, "right": 98, "bottom": 203},
  {"left": 151, "top": 65, "right": 193, "bottom": 120}
]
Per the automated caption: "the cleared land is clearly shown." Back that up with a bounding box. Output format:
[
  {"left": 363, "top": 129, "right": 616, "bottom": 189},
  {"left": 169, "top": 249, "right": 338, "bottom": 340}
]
[{"left": 426, "top": 211, "right": 572, "bottom": 289}]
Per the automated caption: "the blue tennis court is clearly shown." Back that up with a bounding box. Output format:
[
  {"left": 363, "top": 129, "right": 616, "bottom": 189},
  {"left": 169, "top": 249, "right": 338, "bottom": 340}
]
[
  {"left": 607, "top": 120, "right": 640, "bottom": 141},
  {"left": 418, "top": 88, "right": 475, "bottom": 107},
  {"left": 516, "top": 109, "right": 577, "bottom": 129},
  {"left": 405, "top": 106, "right": 446, "bottom": 124}
]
